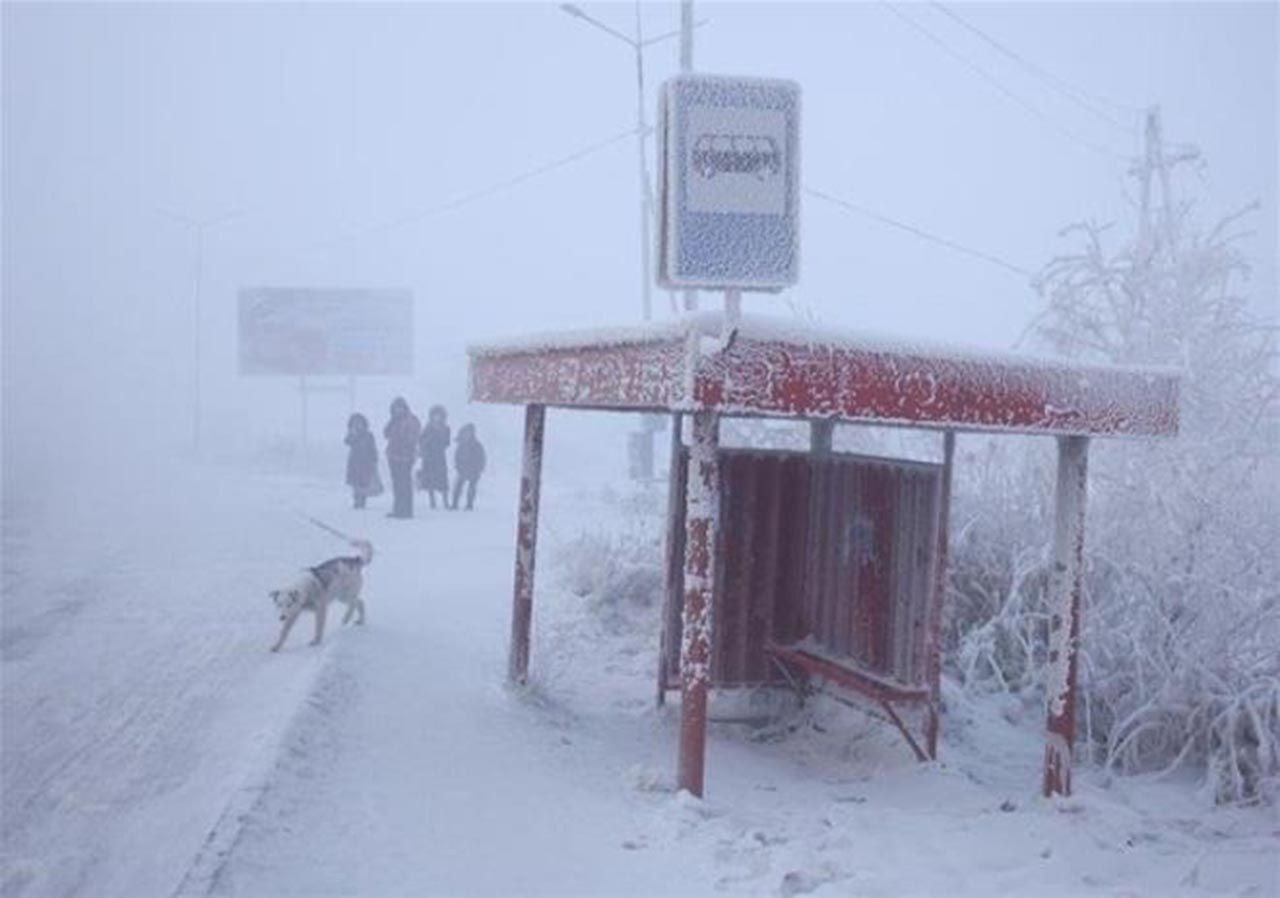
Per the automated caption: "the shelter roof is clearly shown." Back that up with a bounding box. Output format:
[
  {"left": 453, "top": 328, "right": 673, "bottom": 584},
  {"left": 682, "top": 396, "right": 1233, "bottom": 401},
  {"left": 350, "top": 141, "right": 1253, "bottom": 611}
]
[{"left": 468, "top": 313, "right": 1178, "bottom": 437}]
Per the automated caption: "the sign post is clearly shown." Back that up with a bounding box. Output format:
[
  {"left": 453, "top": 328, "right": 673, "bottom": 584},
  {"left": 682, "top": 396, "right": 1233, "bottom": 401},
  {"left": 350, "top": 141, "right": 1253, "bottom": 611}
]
[{"left": 656, "top": 72, "right": 799, "bottom": 794}]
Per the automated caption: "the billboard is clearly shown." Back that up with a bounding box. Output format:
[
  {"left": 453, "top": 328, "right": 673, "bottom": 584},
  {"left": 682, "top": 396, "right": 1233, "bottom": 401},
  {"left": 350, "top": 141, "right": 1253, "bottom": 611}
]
[
  {"left": 238, "top": 287, "right": 414, "bottom": 376},
  {"left": 657, "top": 74, "right": 800, "bottom": 291}
]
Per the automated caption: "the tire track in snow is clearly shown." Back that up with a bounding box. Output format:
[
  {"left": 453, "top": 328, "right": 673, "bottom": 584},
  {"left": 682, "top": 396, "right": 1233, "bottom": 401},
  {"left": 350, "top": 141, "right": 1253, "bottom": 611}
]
[
  {"left": 170, "top": 646, "right": 338, "bottom": 898},
  {"left": 1, "top": 465, "right": 350, "bottom": 898}
]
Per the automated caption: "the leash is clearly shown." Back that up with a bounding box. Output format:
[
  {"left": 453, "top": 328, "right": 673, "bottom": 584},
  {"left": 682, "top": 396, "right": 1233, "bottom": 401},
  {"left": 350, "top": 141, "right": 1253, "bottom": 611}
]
[
  {"left": 293, "top": 510, "right": 362, "bottom": 548},
  {"left": 288, "top": 508, "right": 373, "bottom": 565}
]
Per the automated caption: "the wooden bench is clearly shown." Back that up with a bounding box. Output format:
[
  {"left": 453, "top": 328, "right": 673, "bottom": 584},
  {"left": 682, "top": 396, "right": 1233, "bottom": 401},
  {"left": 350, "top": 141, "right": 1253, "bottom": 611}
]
[{"left": 765, "top": 642, "right": 935, "bottom": 762}]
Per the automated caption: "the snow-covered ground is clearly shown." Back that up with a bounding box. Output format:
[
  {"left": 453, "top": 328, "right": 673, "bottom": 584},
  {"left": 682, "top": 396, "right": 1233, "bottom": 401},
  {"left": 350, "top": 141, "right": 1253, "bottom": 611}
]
[{"left": 3, "top": 458, "right": 1275, "bottom": 898}]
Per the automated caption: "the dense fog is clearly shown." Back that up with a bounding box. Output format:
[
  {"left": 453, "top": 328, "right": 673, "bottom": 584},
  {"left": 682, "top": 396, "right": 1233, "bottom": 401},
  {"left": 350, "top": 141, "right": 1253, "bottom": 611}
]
[
  {"left": 2, "top": 4, "right": 1277, "bottom": 897},
  {"left": 4, "top": 2, "right": 1274, "bottom": 512}
]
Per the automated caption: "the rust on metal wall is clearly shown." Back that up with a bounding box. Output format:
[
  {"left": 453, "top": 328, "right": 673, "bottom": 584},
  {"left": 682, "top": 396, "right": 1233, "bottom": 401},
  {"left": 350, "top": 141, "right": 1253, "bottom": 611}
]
[
  {"left": 663, "top": 447, "right": 941, "bottom": 693},
  {"left": 695, "top": 336, "right": 1178, "bottom": 438}
]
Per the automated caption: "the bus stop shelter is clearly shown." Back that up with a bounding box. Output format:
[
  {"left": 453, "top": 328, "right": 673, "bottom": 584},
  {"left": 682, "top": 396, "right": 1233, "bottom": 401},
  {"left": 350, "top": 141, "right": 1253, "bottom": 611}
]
[{"left": 469, "top": 312, "right": 1178, "bottom": 798}]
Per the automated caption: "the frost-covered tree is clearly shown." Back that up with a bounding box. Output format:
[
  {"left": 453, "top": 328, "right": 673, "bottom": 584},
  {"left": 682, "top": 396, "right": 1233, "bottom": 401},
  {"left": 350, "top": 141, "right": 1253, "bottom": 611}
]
[{"left": 952, "top": 111, "right": 1279, "bottom": 803}]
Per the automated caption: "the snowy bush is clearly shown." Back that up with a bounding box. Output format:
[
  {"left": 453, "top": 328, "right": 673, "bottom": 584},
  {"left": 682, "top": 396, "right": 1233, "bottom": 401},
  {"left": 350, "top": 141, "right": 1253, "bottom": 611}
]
[
  {"left": 947, "top": 162, "right": 1280, "bottom": 803},
  {"left": 554, "top": 484, "right": 665, "bottom": 614},
  {"left": 555, "top": 528, "right": 662, "bottom": 609}
]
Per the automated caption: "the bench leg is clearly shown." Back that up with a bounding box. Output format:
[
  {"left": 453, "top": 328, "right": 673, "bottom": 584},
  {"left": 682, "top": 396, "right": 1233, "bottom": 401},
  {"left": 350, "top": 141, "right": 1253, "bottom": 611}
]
[
  {"left": 879, "top": 700, "right": 928, "bottom": 763},
  {"left": 768, "top": 655, "right": 810, "bottom": 707}
]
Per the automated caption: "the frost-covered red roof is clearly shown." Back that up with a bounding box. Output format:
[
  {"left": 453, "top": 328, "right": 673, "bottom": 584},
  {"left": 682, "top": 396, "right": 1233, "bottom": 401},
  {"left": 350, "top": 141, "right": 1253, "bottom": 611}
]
[{"left": 469, "top": 313, "right": 1179, "bottom": 438}]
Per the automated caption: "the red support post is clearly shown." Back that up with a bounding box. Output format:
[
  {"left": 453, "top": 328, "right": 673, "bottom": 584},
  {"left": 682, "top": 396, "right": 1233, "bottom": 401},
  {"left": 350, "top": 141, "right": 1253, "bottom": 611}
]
[
  {"left": 924, "top": 430, "right": 954, "bottom": 760},
  {"left": 508, "top": 404, "right": 546, "bottom": 685},
  {"left": 677, "top": 410, "right": 719, "bottom": 797},
  {"left": 1043, "top": 435, "right": 1089, "bottom": 796},
  {"left": 657, "top": 413, "right": 685, "bottom": 707}
]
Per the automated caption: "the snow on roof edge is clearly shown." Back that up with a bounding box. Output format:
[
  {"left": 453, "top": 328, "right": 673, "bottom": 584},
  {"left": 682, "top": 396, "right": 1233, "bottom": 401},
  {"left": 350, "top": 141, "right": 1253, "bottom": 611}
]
[{"left": 467, "top": 312, "right": 1180, "bottom": 380}]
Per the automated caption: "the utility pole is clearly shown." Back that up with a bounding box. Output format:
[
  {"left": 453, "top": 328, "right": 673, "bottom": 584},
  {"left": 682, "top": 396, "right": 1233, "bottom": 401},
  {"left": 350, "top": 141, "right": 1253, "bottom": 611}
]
[
  {"left": 1134, "top": 105, "right": 1198, "bottom": 259},
  {"left": 159, "top": 207, "right": 249, "bottom": 455}
]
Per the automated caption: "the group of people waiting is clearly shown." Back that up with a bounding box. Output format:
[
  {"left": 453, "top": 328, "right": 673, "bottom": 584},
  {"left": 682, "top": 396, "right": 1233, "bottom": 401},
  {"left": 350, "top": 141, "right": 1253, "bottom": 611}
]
[{"left": 344, "top": 397, "right": 487, "bottom": 518}]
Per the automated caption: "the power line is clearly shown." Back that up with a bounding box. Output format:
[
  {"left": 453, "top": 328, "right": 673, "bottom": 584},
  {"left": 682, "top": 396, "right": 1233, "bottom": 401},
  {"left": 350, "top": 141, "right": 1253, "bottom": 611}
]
[
  {"left": 804, "top": 185, "right": 1034, "bottom": 279},
  {"left": 928, "top": 1, "right": 1139, "bottom": 133},
  {"left": 287, "top": 125, "right": 641, "bottom": 260},
  {"left": 879, "top": 1, "right": 1129, "bottom": 162}
]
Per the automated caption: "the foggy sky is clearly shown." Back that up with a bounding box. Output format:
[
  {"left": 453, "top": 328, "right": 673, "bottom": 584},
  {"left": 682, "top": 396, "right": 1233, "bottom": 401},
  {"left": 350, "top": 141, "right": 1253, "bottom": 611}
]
[{"left": 3, "top": 2, "right": 1276, "bottom": 505}]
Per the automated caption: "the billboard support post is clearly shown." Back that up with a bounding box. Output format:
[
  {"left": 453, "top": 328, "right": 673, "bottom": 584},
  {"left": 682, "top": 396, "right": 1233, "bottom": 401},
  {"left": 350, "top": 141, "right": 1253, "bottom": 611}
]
[{"left": 239, "top": 288, "right": 412, "bottom": 455}]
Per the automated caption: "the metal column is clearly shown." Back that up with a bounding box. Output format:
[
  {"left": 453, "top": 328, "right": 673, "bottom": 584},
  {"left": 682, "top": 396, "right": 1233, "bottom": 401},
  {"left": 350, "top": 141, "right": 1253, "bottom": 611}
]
[
  {"left": 677, "top": 410, "right": 719, "bottom": 796},
  {"left": 1043, "top": 434, "right": 1089, "bottom": 796},
  {"left": 508, "top": 405, "right": 546, "bottom": 685},
  {"left": 657, "top": 412, "right": 685, "bottom": 707},
  {"left": 810, "top": 419, "right": 834, "bottom": 455},
  {"left": 924, "top": 430, "right": 954, "bottom": 759}
]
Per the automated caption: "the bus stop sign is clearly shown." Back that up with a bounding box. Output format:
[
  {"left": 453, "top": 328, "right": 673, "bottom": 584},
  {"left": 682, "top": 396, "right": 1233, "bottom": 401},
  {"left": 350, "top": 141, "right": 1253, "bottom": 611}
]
[{"left": 657, "top": 74, "right": 800, "bottom": 292}]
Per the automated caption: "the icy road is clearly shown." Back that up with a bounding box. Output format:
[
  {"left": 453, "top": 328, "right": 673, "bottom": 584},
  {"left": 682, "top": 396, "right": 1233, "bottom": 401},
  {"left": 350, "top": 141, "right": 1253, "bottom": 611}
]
[{"left": 2, "top": 459, "right": 1275, "bottom": 898}]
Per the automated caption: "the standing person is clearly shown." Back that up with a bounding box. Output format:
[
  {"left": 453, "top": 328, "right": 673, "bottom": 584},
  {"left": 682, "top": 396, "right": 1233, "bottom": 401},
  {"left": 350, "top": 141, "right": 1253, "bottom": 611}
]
[
  {"left": 417, "top": 405, "right": 451, "bottom": 510},
  {"left": 450, "top": 423, "right": 486, "bottom": 511},
  {"left": 383, "top": 397, "right": 421, "bottom": 519},
  {"left": 344, "top": 413, "right": 381, "bottom": 509}
]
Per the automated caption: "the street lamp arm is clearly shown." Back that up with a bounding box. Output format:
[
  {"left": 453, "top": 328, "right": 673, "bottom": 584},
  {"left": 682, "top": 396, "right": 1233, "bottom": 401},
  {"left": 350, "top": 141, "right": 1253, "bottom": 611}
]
[
  {"left": 639, "top": 19, "right": 708, "bottom": 48},
  {"left": 559, "top": 4, "right": 637, "bottom": 48}
]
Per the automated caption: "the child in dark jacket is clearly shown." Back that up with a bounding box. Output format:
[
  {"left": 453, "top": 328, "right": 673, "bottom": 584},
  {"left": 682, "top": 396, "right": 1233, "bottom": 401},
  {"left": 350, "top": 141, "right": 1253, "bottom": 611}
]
[
  {"left": 450, "top": 423, "right": 486, "bottom": 511},
  {"left": 345, "top": 413, "right": 381, "bottom": 509}
]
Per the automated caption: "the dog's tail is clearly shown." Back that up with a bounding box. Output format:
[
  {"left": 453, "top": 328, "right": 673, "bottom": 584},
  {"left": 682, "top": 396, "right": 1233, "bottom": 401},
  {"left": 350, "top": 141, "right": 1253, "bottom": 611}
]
[
  {"left": 295, "top": 511, "right": 373, "bottom": 566},
  {"left": 352, "top": 539, "right": 374, "bottom": 567}
]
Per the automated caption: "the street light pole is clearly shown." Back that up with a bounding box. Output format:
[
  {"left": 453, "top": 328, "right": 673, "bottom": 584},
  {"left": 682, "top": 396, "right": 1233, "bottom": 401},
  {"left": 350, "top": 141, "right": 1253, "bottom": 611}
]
[
  {"left": 632, "top": 1, "right": 653, "bottom": 323},
  {"left": 680, "top": 0, "right": 697, "bottom": 312},
  {"left": 560, "top": 2, "right": 661, "bottom": 324},
  {"left": 559, "top": 3, "right": 705, "bottom": 479}
]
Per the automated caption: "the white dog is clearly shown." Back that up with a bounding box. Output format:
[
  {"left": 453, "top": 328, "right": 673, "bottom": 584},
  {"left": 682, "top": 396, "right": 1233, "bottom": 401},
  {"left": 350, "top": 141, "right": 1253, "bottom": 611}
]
[{"left": 270, "top": 539, "right": 373, "bottom": 652}]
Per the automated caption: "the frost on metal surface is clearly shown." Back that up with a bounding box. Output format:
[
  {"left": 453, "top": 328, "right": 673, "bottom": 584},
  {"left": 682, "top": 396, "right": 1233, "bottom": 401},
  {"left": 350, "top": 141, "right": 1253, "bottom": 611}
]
[
  {"left": 1043, "top": 436, "right": 1089, "bottom": 796},
  {"left": 658, "top": 75, "right": 801, "bottom": 290},
  {"left": 508, "top": 405, "right": 545, "bottom": 685},
  {"left": 469, "top": 313, "right": 1179, "bottom": 438},
  {"left": 470, "top": 337, "right": 690, "bottom": 411},
  {"left": 679, "top": 413, "right": 719, "bottom": 689}
]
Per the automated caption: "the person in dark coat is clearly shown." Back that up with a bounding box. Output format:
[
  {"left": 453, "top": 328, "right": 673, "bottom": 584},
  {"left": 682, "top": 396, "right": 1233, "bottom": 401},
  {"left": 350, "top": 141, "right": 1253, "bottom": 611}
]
[
  {"left": 450, "top": 423, "right": 486, "bottom": 511},
  {"left": 383, "top": 397, "right": 421, "bottom": 518},
  {"left": 344, "top": 413, "right": 381, "bottom": 509},
  {"left": 416, "top": 405, "right": 451, "bottom": 510}
]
